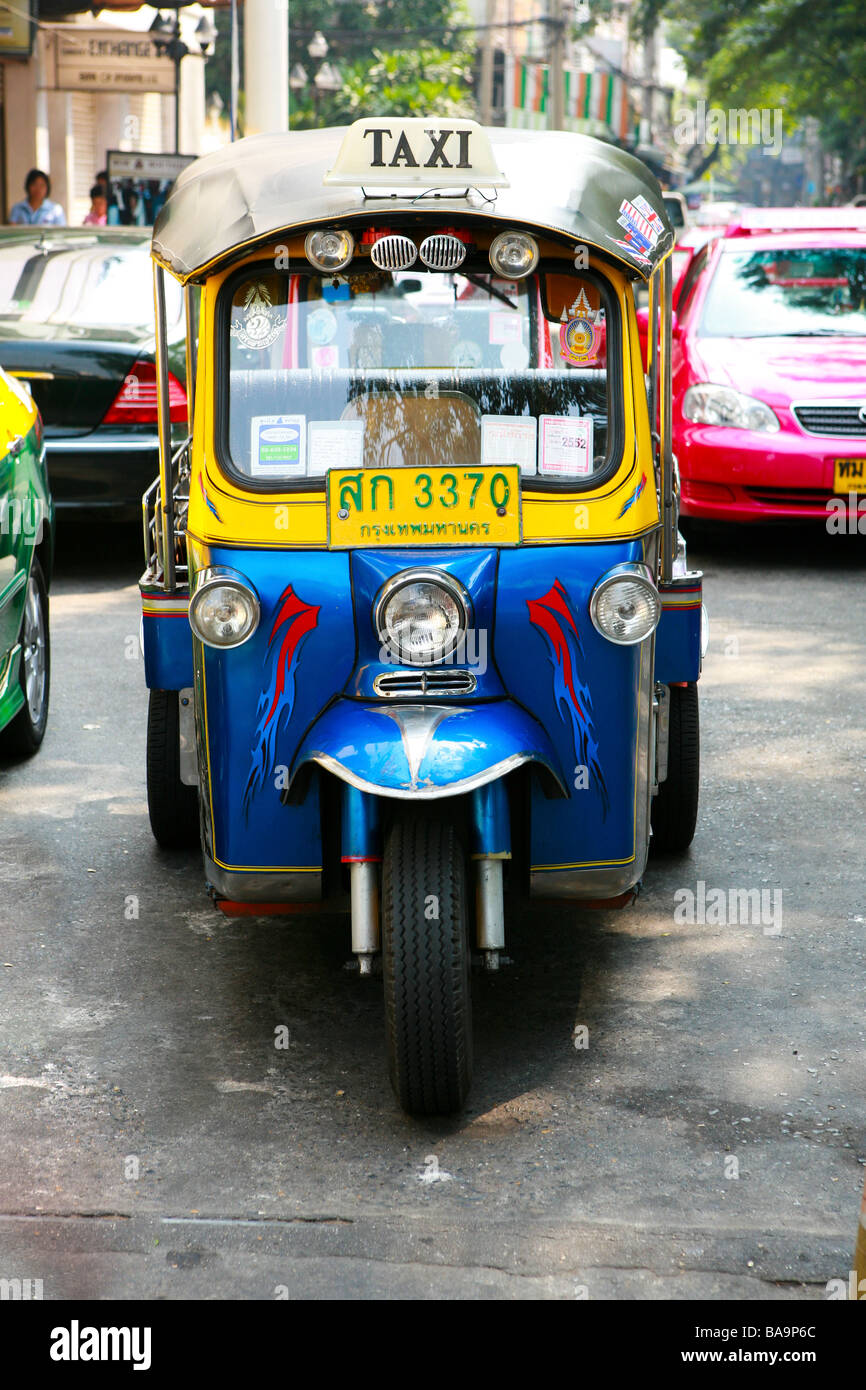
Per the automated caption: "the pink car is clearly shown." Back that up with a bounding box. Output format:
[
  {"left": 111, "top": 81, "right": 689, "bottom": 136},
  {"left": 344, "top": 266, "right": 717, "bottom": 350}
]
[{"left": 670, "top": 208, "right": 866, "bottom": 522}]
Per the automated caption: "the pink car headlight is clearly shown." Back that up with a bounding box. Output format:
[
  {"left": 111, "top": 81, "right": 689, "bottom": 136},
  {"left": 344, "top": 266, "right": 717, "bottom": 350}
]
[{"left": 683, "top": 383, "right": 780, "bottom": 433}]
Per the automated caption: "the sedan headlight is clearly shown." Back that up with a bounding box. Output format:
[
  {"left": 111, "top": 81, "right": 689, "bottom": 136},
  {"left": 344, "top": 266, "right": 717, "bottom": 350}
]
[
  {"left": 683, "top": 383, "right": 780, "bottom": 433},
  {"left": 376, "top": 570, "right": 469, "bottom": 666},
  {"left": 590, "top": 565, "right": 660, "bottom": 646},
  {"left": 189, "top": 569, "right": 260, "bottom": 649}
]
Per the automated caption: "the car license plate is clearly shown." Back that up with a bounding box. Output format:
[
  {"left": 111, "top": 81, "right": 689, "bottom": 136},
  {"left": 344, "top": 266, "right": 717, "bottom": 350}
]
[
  {"left": 327, "top": 466, "right": 521, "bottom": 547},
  {"left": 833, "top": 458, "right": 866, "bottom": 493}
]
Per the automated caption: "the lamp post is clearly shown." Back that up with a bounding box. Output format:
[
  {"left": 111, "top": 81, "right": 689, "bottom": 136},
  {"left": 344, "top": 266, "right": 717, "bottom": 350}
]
[
  {"left": 290, "top": 32, "right": 341, "bottom": 125},
  {"left": 150, "top": 10, "right": 217, "bottom": 154}
]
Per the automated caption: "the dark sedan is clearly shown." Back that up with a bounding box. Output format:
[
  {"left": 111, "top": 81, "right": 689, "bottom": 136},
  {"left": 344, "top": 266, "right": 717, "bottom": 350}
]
[{"left": 0, "top": 227, "right": 187, "bottom": 520}]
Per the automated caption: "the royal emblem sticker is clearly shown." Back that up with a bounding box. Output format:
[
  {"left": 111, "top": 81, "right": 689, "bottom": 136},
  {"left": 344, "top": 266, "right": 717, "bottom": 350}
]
[
  {"left": 559, "top": 287, "right": 599, "bottom": 364},
  {"left": 230, "top": 282, "right": 283, "bottom": 350}
]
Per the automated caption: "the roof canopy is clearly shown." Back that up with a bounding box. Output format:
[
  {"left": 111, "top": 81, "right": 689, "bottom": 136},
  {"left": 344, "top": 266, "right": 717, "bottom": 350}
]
[{"left": 152, "top": 124, "right": 674, "bottom": 284}]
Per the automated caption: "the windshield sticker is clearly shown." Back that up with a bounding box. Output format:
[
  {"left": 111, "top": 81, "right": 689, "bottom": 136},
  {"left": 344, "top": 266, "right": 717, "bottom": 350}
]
[
  {"left": 613, "top": 194, "right": 664, "bottom": 262},
  {"left": 559, "top": 287, "right": 599, "bottom": 364},
  {"left": 307, "top": 419, "right": 365, "bottom": 476},
  {"left": 250, "top": 414, "right": 306, "bottom": 478},
  {"left": 539, "top": 415, "right": 594, "bottom": 478},
  {"left": 311, "top": 344, "right": 339, "bottom": 369},
  {"left": 307, "top": 307, "right": 338, "bottom": 345},
  {"left": 489, "top": 310, "right": 523, "bottom": 345},
  {"left": 452, "top": 339, "right": 483, "bottom": 368},
  {"left": 481, "top": 415, "right": 537, "bottom": 476},
  {"left": 500, "top": 340, "right": 530, "bottom": 370},
  {"left": 231, "top": 282, "right": 283, "bottom": 350}
]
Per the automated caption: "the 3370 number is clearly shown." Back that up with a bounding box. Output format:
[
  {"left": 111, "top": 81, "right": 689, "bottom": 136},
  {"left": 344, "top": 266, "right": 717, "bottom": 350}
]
[{"left": 414, "top": 471, "right": 511, "bottom": 510}]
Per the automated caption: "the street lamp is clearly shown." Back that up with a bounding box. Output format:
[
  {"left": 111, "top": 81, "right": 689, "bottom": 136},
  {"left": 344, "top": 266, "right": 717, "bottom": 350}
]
[
  {"left": 150, "top": 10, "right": 218, "bottom": 153},
  {"left": 291, "top": 36, "right": 341, "bottom": 123}
]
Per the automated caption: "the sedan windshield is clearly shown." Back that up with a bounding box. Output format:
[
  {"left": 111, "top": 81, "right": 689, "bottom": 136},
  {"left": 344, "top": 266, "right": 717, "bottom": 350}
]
[{"left": 700, "top": 246, "right": 866, "bottom": 338}]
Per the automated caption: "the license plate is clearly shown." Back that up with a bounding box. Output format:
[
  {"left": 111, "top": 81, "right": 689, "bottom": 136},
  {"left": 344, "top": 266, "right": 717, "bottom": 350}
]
[
  {"left": 833, "top": 458, "right": 866, "bottom": 493},
  {"left": 327, "top": 466, "right": 521, "bottom": 547}
]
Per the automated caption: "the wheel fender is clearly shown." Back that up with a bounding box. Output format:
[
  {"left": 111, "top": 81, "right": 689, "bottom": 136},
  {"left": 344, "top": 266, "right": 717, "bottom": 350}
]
[{"left": 287, "top": 697, "right": 568, "bottom": 802}]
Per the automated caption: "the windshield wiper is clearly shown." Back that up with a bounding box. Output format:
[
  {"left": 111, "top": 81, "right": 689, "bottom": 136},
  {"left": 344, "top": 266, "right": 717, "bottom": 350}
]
[
  {"left": 750, "top": 328, "right": 866, "bottom": 337},
  {"left": 462, "top": 273, "right": 517, "bottom": 309}
]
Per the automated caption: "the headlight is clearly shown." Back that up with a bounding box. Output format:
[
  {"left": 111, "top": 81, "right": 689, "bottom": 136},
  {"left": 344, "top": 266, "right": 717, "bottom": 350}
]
[
  {"left": 683, "top": 383, "right": 780, "bottom": 433},
  {"left": 375, "top": 570, "right": 469, "bottom": 666},
  {"left": 189, "top": 570, "right": 260, "bottom": 649},
  {"left": 305, "top": 228, "right": 355, "bottom": 272},
  {"left": 489, "top": 230, "right": 539, "bottom": 279},
  {"left": 590, "top": 565, "right": 660, "bottom": 646}
]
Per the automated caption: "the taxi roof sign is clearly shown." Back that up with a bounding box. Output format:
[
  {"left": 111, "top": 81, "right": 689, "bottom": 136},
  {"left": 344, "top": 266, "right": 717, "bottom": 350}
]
[{"left": 323, "top": 118, "right": 509, "bottom": 190}]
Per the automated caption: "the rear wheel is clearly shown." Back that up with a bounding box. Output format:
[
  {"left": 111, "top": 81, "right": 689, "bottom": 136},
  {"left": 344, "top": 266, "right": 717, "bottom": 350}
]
[
  {"left": 146, "top": 689, "right": 200, "bottom": 848},
  {"left": 651, "top": 682, "right": 700, "bottom": 853},
  {"left": 0, "top": 560, "right": 50, "bottom": 759},
  {"left": 382, "top": 815, "right": 472, "bottom": 1116}
]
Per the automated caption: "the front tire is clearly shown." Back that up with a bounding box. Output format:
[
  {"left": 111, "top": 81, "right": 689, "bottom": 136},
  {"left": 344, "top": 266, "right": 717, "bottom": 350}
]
[
  {"left": 0, "top": 560, "right": 50, "bottom": 759},
  {"left": 146, "top": 689, "right": 200, "bottom": 848},
  {"left": 651, "top": 682, "right": 700, "bottom": 853},
  {"left": 382, "top": 815, "right": 473, "bottom": 1116}
]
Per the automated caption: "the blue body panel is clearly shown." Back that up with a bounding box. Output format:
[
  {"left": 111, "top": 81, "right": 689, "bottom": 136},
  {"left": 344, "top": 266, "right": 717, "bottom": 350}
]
[
  {"left": 198, "top": 547, "right": 355, "bottom": 875},
  {"left": 142, "top": 608, "right": 194, "bottom": 689},
  {"left": 654, "top": 579, "right": 703, "bottom": 684},
  {"left": 495, "top": 543, "right": 646, "bottom": 875}
]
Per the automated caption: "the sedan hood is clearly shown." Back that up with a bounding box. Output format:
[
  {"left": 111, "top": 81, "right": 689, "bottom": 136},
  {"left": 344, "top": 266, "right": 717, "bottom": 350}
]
[{"left": 692, "top": 334, "right": 866, "bottom": 404}]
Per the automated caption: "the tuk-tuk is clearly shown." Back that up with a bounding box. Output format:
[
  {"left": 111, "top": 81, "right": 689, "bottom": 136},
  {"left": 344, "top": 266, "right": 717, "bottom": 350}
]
[{"left": 141, "top": 119, "right": 704, "bottom": 1115}]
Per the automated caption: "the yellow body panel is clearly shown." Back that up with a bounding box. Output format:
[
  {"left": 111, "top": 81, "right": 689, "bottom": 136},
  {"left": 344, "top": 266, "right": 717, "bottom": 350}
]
[
  {"left": 0, "top": 367, "right": 39, "bottom": 441},
  {"left": 185, "top": 245, "right": 660, "bottom": 551}
]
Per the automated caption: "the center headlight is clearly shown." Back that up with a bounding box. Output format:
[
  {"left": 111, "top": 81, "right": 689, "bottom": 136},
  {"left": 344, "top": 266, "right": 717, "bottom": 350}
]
[
  {"left": 189, "top": 570, "right": 260, "bottom": 649},
  {"left": 590, "top": 565, "right": 660, "bottom": 645},
  {"left": 375, "top": 570, "right": 469, "bottom": 666}
]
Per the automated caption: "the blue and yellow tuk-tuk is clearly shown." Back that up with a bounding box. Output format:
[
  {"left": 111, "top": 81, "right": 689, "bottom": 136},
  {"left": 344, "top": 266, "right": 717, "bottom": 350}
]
[{"left": 141, "top": 119, "right": 704, "bottom": 1114}]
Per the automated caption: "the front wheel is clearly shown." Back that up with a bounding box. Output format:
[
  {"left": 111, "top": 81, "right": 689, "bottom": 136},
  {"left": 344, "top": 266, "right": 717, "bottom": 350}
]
[
  {"left": 651, "top": 682, "right": 700, "bottom": 854},
  {"left": 0, "top": 560, "right": 50, "bottom": 759},
  {"left": 382, "top": 815, "right": 473, "bottom": 1116}
]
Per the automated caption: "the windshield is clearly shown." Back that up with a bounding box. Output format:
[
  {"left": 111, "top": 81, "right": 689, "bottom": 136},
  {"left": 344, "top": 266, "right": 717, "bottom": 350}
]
[
  {"left": 0, "top": 237, "right": 183, "bottom": 335},
  {"left": 223, "top": 266, "right": 616, "bottom": 486},
  {"left": 700, "top": 245, "right": 866, "bottom": 337}
]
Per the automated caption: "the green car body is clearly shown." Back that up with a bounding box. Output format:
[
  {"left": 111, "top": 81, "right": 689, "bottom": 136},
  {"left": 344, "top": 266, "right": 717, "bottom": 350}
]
[{"left": 0, "top": 364, "right": 54, "bottom": 750}]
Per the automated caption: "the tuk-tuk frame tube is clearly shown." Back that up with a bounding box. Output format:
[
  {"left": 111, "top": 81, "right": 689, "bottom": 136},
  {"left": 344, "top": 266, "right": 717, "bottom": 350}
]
[{"left": 153, "top": 262, "right": 176, "bottom": 593}]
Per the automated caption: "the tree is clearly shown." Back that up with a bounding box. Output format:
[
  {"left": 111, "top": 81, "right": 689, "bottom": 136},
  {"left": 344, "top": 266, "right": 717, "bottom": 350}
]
[
  {"left": 289, "top": 1, "right": 474, "bottom": 129},
  {"left": 635, "top": 0, "right": 866, "bottom": 188}
]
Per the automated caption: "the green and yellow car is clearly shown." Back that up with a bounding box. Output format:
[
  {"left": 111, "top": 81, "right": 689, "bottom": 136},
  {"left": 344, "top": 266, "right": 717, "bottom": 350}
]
[{"left": 0, "top": 364, "right": 54, "bottom": 756}]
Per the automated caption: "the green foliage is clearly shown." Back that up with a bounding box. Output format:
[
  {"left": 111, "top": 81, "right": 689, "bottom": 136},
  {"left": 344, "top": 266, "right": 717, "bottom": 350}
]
[
  {"left": 643, "top": 0, "right": 866, "bottom": 175},
  {"left": 206, "top": 0, "right": 475, "bottom": 134},
  {"left": 291, "top": 44, "right": 474, "bottom": 130}
]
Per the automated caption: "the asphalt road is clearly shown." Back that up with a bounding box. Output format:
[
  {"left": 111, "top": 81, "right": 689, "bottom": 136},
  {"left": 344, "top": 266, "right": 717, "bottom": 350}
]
[{"left": 0, "top": 519, "right": 864, "bottom": 1300}]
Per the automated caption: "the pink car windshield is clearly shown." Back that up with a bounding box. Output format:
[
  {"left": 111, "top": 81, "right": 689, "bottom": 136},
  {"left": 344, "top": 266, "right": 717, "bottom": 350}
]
[{"left": 700, "top": 246, "right": 866, "bottom": 338}]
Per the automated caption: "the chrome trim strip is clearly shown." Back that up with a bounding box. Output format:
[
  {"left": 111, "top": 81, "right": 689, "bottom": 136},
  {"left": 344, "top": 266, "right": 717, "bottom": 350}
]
[
  {"left": 204, "top": 855, "right": 323, "bottom": 903},
  {"left": 0, "top": 570, "right": 26, "bottom": 613},
  {"left": 300, "top": 750, "right": 566, "bottom": 801},
  {"left": 44, "top": 436, "right": 160, "bottom": 452}
]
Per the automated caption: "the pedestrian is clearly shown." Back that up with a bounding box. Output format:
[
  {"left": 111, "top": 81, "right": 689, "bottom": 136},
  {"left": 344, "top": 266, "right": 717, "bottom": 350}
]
[
  {"left": 83, "top": 184, "right": 108, "bottom": 226},
  {"left": 8, "top": 169, "right": 66, "bottom": 226}
]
